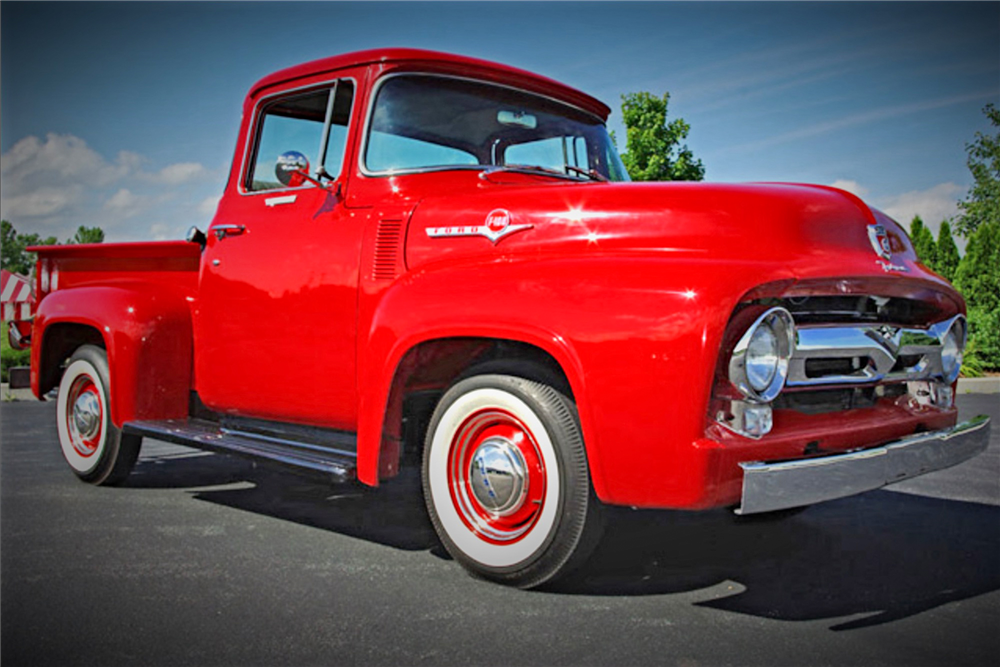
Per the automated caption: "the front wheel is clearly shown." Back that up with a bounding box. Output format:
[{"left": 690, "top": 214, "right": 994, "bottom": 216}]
[
  {"left": 56, "top": 345, "right": 140, "bottom": 485},
  {"left": 422, "top": 374, "right": 602, "bottom": 588}
]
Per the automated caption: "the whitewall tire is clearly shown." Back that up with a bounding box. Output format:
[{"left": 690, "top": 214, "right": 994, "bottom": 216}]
[
  {"left": 56, "top": 345, "right": 140, "bottom": 485},
  {"left": 422, "top": 373, "right": 602, "bottom": 588}
]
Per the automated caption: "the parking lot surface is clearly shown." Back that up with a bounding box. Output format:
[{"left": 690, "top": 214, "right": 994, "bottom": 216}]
[{"left": 2, "top": 395, "right": 998, "bottom": 666}]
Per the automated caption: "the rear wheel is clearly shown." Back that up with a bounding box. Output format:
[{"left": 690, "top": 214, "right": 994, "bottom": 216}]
[
  {"left": 422, "top": 373, "right": 602, "bottom": 588},
  {"left": 56, "top": 345, "right": 140, "bottom": 485}
]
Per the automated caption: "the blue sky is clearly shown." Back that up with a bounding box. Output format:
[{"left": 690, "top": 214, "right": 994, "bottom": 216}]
[{"left": 2, "top": 1, "right": 997, "bottom": 248}]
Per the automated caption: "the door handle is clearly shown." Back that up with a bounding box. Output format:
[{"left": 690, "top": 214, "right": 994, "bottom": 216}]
[{"left": 212, "top": 224, "right": 245, "bottom": 240}]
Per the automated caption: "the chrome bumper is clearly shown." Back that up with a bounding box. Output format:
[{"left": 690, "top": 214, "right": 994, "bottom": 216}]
[{"left": 737, "top": 415, "right": 991, "bottom": 515}]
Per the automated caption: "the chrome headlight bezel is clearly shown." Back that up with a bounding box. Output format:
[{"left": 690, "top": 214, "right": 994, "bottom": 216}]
[
  {"left": 729, "top": 307, "right": 796, "bottom": 403},
  {"left": 939, "top": 315, "right": 967, "bottom": 384}
]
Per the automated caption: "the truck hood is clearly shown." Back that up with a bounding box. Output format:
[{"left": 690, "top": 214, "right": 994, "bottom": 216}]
[{"left": 404, "top": 181, "right": 928, "bottom": 285}]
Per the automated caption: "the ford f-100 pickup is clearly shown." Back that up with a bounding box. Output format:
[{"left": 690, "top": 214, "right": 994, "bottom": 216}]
[{"left": 15, "top": 49, "right": 989, "bottom": 588}]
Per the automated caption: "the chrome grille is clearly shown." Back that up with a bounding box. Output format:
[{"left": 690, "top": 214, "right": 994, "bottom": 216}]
[{"left": 786, "top": 316, "right": 959, "bottom": 388}]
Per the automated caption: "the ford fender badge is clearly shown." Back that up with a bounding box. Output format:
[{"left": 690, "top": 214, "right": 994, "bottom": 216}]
[
  {"left": 867, "top": 224, "right": 892, "bottom": 260},
  {"left": 426, "top": 209, "right": 533, "bottom": 244}
]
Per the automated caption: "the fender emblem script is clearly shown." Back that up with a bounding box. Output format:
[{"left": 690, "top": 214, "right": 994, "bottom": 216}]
[{"left": 426, "top": 209, "right": 533, "bottom": 244}]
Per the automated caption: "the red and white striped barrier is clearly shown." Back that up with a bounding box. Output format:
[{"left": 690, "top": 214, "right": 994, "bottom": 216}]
[{"left": 1, "top": 269, "right": 33, "bottom": 321}]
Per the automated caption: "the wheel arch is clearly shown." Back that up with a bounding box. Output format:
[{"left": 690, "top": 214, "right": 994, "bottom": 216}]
[
  {"left": 357, "top": 330, "right": 603, "bottom": 492},
  {"left": 32, "top": 285, "right": 194, "bottom": 427}
]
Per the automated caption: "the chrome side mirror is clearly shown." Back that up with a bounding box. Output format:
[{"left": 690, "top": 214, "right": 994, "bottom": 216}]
[{"left": 186, "top": 225, "right": 207, "bottom": 249}]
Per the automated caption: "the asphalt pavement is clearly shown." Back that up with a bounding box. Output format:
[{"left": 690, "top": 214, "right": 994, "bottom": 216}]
[{"left": 2, "top": 394, "right": 998, "bottom": 666}]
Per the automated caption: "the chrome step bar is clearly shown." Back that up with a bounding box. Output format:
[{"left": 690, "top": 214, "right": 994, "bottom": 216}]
[{"left": 123, "top": 418, "right": 357, "bottom": 483}]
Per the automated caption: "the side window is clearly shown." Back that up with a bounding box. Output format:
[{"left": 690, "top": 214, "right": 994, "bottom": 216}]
[{"left": 247, "top": 81, "right": 355, "bottom": 192}]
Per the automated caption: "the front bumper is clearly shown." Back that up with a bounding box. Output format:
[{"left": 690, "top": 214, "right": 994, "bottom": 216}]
[{"left": 737, "top": 415, "right": 991, "bottom": 514}]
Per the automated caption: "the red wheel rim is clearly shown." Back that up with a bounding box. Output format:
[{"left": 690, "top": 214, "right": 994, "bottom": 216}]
[
  {"left": 447, "top": 408, "right": 546, "bottom": 544},
  {"left": 65, "top": 375, "right": 103, "bottom": 458}
]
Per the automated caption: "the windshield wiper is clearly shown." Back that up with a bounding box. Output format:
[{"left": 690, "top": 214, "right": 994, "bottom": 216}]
[
  {"left": 565, "top": 165, "right": 608, "bottom": 182},
  {"left": 481, "top": 164, "right": 582, "bottom": 182}
]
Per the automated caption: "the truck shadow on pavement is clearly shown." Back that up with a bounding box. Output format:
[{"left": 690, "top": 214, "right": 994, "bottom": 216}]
[
  {"left": 127, "top": 451, "right": 1000, "bottom": 631},
  {"left": 127, "top": 451, "right": 440, "bottom": 552},
  {"left": 558, "top": 492, "right": 1000, "bottom": 630}
]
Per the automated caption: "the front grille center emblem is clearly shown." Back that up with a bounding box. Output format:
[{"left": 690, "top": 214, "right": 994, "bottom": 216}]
[
  {"left": 427, "top": 209, "right": 533, "bottom": 244},
  {"left": 867, "top": 224, "right": 892, "bottom": 260}
]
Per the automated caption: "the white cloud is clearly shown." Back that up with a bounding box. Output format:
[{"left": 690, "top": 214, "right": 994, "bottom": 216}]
[
  {"left": 1, "top": 185, "right": 85, "bottom": 218},
  {"left": 1, "top": 133, "right": 138, "bottom": 192},
  {"left": 103, "top": 188, "right": 147, "bottom": 219},
  {"left": 829, "top": 179, "right": 868, "bottom": 197},
  {"left": 155, "top": 162, "right": 209, "bottom": 185},
  {"left": 0, "top": 133, "right": 225, "bottom": 243},
  {"left": 197, "top": 195, "right": 221, "bottom": 217},
  {"left": 880, "top": 182, "right": 965, "bottom": 234},
  {"left": 149, "top": 223, "right": 173, "bottom": 241}
]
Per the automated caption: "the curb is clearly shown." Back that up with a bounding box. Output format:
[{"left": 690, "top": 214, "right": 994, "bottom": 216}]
[
  {"left": 957, "top": 377, "right": 1000, "bottom": 394},
  {"left": 1, "top": 384, "right": 35, "bottom": 401}
]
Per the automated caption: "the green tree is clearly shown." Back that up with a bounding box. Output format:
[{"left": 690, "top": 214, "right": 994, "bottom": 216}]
[
  {"left": 909, "top": 215, "right": 937, "bottom": 267},
  {"left": 954, "top": 104, "right": 999, "bottom": 237},
  {"left": 620, "top": 92, "right": 705, "bottom": 182},
  {"left": 935, "top": 220, "right": 960, "bottom": 282},
  {"left": 68, "top": 225, "right": 105, "bottom": 245},
  {"left": 1, "top": 220, "right": 57, "bottom": 276},
  {"left": 954, "top": 220, "right": 1000, "bottom": 371},
  {"left": 1, "top": 220, "right": 19, "bottom": 273}
]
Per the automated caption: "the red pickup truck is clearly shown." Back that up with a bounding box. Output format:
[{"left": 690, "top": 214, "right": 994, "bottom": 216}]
[{"left": 16, "top": 48, "right": 989, "bottom": 588}]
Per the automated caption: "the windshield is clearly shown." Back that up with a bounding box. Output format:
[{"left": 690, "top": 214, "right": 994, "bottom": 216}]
[{"left": 364, "top": 74, "right": 629, "bottom": 182}]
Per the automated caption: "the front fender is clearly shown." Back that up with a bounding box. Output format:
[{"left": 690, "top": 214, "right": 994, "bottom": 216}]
[
  {"left": 356, "top": 254, "right": 776, "bottom": 502},
  {"left": 32, "top": 284, "right": 194, "bottom": 427}
]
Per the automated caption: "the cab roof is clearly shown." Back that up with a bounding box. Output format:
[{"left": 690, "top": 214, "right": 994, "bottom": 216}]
[{"left": 249, "top": 48, "right": 612, "bottom": 120}]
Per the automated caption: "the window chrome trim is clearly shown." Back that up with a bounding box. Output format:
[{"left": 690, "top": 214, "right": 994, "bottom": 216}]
[
  {"left": 358, "top": 71, "right": 607, "bottom": 179},
  {"left": 238, "top": 76, "right": 357, "bottom": 198}
]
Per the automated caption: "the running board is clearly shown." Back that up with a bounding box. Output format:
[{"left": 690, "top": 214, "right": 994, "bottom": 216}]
[{"left": 123, "top": 418, "right": 357, "bottom": 483}]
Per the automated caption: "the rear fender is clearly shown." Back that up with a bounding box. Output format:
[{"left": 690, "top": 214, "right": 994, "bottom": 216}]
[{"left": 32, "top": 285, "right": 194, "bottom": 426}]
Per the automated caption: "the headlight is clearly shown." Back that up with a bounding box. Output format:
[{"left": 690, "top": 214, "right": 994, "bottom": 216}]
[
  {"left": 729, "top": 307, "right": 796, "bottom": 403},
  {"left": 940, "top": 316, "right": 966, "bottom": 383}
]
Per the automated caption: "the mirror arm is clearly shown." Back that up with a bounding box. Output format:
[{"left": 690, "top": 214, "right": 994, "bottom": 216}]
[{"left": 295, "top": 169, "right": 341, "bottom": 196}]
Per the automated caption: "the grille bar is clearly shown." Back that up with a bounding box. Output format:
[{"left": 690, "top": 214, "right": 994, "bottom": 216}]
[{"left": 786, "top": 316, "right": 958, "bottom": 388}]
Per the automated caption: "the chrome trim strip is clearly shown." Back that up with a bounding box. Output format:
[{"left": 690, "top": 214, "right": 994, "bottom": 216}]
[
  {"left": 736, "top": 415, "right": 990, "bottom": 514},
  {"left": 358, "top": 71, "right": 606, "bottom": 179},
  {"left": 786, "top": 315, "right": 964, "bottom": 387},
  {"left": 7, "top": 320, "right": 30, "bottom": 350},
  {"left": 265, "top": 194, "right": 297, "bottom": 207}
]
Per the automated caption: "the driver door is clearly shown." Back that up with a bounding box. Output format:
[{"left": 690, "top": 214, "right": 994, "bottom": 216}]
[{"left": 194, "top": 77, "right": 363, "bottom": 430}]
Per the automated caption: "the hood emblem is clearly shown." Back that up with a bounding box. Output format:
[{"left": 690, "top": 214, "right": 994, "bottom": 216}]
[
  {"left": 867, "top": 224, "right": 892, "bottom": 260},
  {"left": 426, "top": 209, "right": 533, "bottom": 244}
]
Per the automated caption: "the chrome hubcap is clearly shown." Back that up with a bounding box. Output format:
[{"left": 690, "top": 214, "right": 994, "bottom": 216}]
[
  {"left": 469, "top": 437, "right": 528, "bottom": 516},
  {"left": 72, "top": 392, "right": 101, "bottom": 441}
]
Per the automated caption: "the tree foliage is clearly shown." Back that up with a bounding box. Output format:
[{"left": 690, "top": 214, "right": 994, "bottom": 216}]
[
  {"left": 619, "top": 92, "right": 705, "bottom": 182},
  {"left": 934, "top": 220, "right": 960, "bottom": 283},
  {"left": 69, "top": 225, "right": 105, "bottom": 245},
  {"left": 1, "top": 220, "right": 58, "bottom": 276},
  {"left": 908, "top": 215, "right": 937, "bottom": 268},
  {"left": 1, "top": 220, "right": 105, "bottom": 277},
  {"left": 954, "top": 104, "right": 1000, "bottom": 237},
  {"left": 954, "top": 220, "right": 1000, "bottom": 371},
  {"left": 955, "top": 220, "right": 1000, "bottom": 315}
]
